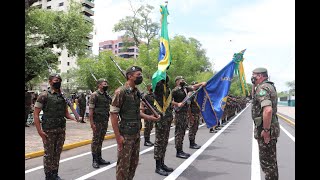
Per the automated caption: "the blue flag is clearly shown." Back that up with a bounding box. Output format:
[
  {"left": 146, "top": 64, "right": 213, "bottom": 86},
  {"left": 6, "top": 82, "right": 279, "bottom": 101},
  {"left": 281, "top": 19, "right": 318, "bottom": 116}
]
[{"left": 196, "top": 60, "right": 235, "bottom": 128}]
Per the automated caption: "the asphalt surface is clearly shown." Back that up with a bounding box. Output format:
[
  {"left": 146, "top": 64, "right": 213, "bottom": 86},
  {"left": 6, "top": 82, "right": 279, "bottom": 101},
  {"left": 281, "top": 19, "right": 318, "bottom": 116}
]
[{"left": 25, "top": 104, "right": 295, "bottom": 180}]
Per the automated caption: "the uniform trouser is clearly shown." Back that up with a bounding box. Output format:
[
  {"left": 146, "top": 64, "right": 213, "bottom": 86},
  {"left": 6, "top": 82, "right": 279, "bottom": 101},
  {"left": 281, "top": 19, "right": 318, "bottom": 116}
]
[
  {"left": 154, "top": 115, "right": 173, "bottom": 160},
  {"left": 188, "top": 112, "right": 199, "bottom": 142},
  {"left": 174, "top": 111, "right": 188, "bottom": 150},
  {"left": 43, "top": 128, "right": 66, "bottom": 173},
  {"left": 79, "top": 106, "right": 86, "bottom": 118},
  {"left": 143, "top": 119, "right": 154, "bottom": 138},
  {"left": 91, "top": 121, "right": 108, "bottom": 154},
  {"left": 116, "top": 133, "right": 140, "bottom": 180},
  {"left": 25, "top": 106, "right": 31, "bottom": 123},
  {"left": 257, "top": 138, "right": 279, "bottom": 180}
]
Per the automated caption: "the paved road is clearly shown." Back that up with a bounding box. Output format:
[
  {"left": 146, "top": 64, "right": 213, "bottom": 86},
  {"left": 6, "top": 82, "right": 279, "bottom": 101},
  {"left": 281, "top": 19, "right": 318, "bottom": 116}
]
[{"left": 25, "top": 104, "right": 295, "bottom": 180}]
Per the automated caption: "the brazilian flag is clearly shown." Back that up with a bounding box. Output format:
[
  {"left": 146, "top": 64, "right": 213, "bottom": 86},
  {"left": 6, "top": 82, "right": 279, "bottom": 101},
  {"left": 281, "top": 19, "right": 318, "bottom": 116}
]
[{"left": 152, "top": 3, "right": 171, "bottom": 91}]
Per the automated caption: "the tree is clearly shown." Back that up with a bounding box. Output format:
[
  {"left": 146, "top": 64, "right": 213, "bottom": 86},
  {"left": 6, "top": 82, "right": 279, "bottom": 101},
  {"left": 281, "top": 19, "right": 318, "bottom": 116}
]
[
  {"left": 286, "top": 80, "right": 295, "bottom": 95},
  {"left": 25, "top": 1, "right": 93, "bottom": 84},
  {"left": 113, "top": 2, "right": 160, "bottom": 49}
]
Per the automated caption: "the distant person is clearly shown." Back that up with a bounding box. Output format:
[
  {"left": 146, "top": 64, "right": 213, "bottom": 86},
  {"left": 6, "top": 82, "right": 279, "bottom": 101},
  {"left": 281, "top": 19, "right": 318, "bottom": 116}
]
[
  {"left": 251, "top": 67, "right": 280, "bottom": 180},
  {"left": 78, "top": 93, "right": 87, "bottom": 123},
  {"left": 25, "top": 88, "right": 32, "bottom": 127}
]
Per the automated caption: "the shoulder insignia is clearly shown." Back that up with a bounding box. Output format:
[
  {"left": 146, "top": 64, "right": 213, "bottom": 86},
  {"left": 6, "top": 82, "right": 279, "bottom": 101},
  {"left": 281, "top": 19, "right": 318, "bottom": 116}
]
[{"left": 259, "top": 89, "right": 267, "bottom": 96}]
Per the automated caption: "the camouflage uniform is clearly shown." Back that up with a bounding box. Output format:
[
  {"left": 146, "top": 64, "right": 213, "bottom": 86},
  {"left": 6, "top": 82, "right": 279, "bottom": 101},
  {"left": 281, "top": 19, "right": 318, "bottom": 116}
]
[
  {"left": 89, "top": 89, "right": 112, "bottom": 167},
  {"left": 251, "top": 69, "right": 280, "bottom": 180},
  {"left": 25, "top": 91, "right": 32, "bottom": 126},
  {"left": 110, "top": 83, "right": 142, "bottom": 180},
  {"left": 143, "top": 92, "right": 155, "bottom": 146},
  {"left": 78, "top": 93, "right": 87, "bottom": 121},
  {"left": 172, "top": 83, "right": 193, "bottom": 158},
  {"left": 34, "top": 88, "right": 67, "bottom": 178},
  {"left": 188, "top": 95, "right": 201, "bottom": 149},
  {"left": 153, "top": 80, "right": 174, "bottom": 175}
]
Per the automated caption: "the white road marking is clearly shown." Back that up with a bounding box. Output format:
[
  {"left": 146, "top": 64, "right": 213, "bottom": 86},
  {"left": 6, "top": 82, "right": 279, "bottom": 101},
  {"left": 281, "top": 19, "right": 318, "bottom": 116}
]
[
  {"left": 280, "top": 125, "right": 295, "bottom": 142},
  {"left": 164, "top": 105, "right": 250, "bottom": 180},
  {"left": 251, "top": 123, "right": 261, "bottom": 180}
]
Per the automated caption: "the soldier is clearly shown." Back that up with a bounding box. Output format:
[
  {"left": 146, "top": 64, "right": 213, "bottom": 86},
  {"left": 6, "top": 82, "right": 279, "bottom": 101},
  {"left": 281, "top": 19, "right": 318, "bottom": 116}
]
[
  {"left": 188, "top": 81, "right": 201, "bottom": 149},
  {"left": 251, "top": 67, "right": 280, "bottom": 180},
  {"left": 78, "top": 92, "right": 87, "bottom": 123},
  {"left": 172, "top": 76, "right": 206, "bottom": 159},
  {"left": 33, "top": 73, "right": 78, "bottom": 180},
  {"left": 25, "top": 88, "right": 32, "bottom": 127},
  {"left": 89, "top": 78, "right": 112, "bottom": 168},
  {"left": 143, "top": 84, "right": 155, "bottom": 146},
  {"left": 153, "top": 75, "right": 174, "bottom": 176},
  {"left": 110, "top": 66, "right": 160, "bottom": 180}
]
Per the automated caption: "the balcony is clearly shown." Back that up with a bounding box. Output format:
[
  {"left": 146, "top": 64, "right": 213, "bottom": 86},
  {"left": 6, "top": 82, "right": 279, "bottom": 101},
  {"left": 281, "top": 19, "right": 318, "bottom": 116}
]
[
  {"left": 81, "top": 6, "right": 94, "bottom": 16},
  {"left": 81, "top": 0, "right": 95, "bottom": 8},
  {"left": 83, "top": 15, "right": 94, "bottom": 23}
]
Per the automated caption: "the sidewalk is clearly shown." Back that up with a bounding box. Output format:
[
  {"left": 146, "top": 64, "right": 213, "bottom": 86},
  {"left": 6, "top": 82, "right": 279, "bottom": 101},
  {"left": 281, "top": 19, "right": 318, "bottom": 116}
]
[
  {"left": 277, "top": 106, "right": 295, "bottom": 119},
  {"left": 25, "top": 118, "right": 148, "bottom": 156}
]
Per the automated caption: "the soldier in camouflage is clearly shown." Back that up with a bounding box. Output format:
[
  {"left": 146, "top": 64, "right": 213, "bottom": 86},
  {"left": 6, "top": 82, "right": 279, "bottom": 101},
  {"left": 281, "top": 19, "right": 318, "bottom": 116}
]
[
  {"left": 251, "top": 67, "right": 280, "bottom": 180},
  {"left": 33, "top": 73, "right": 78, "bottom": 180},
  {"left": 172, "top": 76, "right": 206, "bottom": 159},
  {"left": 89, "top": 78, "right": 112, "bottom": 168},
  {"left": 110, "top": 66, "right": 160, "bottom": 180},
  {"left": 153, "top": 75, "right": 174, "bottom": 176},
  {"left": 143, "top": 84, "right": 155, "bottom": 147},
  {"left": 187, "top": 81, "right": 201, "bottom": 149}
]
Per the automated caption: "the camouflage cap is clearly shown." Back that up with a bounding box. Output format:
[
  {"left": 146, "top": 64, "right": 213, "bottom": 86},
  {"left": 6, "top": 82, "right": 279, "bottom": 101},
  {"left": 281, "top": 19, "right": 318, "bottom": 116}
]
[
  {"left": 126, "top": 66, "right": 142, "bottom": 75},
  {"left": 97, "top": 78, "right": 108, "bottom": 85},
  {"left": 175, "top": 76, "right": 184, "bottom": 82},
  {"left": 48, "top": 73, "right": 62, "bottom": 81},
  {"left": 252, "top": 67, "right": 268, "bottom": 74}
]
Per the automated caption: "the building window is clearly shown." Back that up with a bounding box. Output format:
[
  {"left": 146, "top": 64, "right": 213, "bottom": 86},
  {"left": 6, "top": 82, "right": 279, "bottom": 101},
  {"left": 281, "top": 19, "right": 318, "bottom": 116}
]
[
  {"left": 47, "top": 0, "right": 51, "bottom": 2},
  {"left": 67, "top": 62, "right": 70, "bottom": 66},
  {"left": 115, "top": 50, "right": 117, "bottom": 54},
  {"left": 118, "top": 43, "right": 123, "bottom": 47},
  {"left": 67, "top": 53, "right": 70, "bottom": 57},
  {"left": 115, "top": 45, "right": 117, "bottom": 48},
  {"left": 47, "top": 6, "right": 51, "bottom": 9},
  {"left": 59, "top": 2, "right": 64, "bottom": 6},
  {"left": 136, "top": 49, "right": 139, "bottom": 53}
]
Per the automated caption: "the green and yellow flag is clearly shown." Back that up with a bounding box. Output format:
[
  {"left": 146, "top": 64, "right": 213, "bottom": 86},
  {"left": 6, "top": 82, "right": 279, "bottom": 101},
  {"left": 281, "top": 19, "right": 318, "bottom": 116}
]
[
  {"left": 151, "top": 3, "right": 171, "bottom": 91},
  {"left": 233, "top": 49, "right": 250, "bottom": 96}
]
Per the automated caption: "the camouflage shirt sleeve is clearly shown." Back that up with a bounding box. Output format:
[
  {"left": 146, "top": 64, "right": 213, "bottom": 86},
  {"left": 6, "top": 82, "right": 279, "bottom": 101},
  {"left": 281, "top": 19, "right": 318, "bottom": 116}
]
[
  {"left": 34, "top": 92, "right": 47, "bottom": 109},
  {"left": 171, "top": 87, "right": 178, "bottom": 101},
  {"left": 256, "top": 84, "right": 272, "bottom": 108},
  {"left": 89, "top": 92, "right": 97, "bottom": 109},
  {"left": 110, "top": 87, "right": 124, "bottom": 113}
]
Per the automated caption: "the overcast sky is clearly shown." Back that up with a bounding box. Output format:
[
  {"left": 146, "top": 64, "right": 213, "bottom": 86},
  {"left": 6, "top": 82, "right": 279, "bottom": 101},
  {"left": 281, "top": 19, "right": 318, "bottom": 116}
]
[{"left": 91, "top": 0, "right": 294, "bottom": 92}]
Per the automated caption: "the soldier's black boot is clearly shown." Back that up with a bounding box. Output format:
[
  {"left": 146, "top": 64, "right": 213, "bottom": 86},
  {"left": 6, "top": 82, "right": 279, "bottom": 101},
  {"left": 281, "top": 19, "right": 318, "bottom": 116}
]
[
  {"left": 97, "top": 152, "right": 110, "bottom": 165},
  {"left": 189, "top": 140, "right": 201, "bottom": 149},
  {"left": 92, "top": 153, "right": 100, "bottom": 168},
  {"left": 144, "top": 137, "right": 154, "bottom": 146},
  {"left": 176, "top": 149, "right": 190, "bottom": 159},
  {"left": 161, "top": 158, "right": 173, "bottom": 172},
  {"left": 52, "top": 170, "right": 62, "bottom": 180},
  {"left": 209, "top": 128, "right": 215, "bottom": 133},
  {"left": 45, "top": 172, "right": 53, "bottom": 180},
  {"left": 155, "top": 160, "right": 168, "bottom": 176}
]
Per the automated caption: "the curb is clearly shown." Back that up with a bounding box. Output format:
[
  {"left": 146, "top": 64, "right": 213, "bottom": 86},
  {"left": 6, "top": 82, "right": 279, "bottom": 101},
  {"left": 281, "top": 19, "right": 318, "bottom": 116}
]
[
  {"left": 277, "top": 113, "right": 295, "bottom": 126},
  {"left": 25, "top": 128, "right": 145, "bottom": 160}
]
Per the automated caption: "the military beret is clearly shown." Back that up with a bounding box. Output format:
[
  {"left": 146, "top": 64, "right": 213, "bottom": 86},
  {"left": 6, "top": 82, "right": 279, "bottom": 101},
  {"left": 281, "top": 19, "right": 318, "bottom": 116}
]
[
  {"left": 49, "top": 73, "right": 62, "bottom": 81},
  {"left": 97, "top": 78, "right": 108, "bottom": 85},
  {"left": 126, "top": 66, "right": 142, "bottom": 75},
  {"left": 191, "top": 81, "right": 198, "bottom": 85},
  {"left": 252, "top": 67, "right": 268, "bottom": 74},
  {"left": 175, "top": 76, "right": 184, "bottom": 82}
]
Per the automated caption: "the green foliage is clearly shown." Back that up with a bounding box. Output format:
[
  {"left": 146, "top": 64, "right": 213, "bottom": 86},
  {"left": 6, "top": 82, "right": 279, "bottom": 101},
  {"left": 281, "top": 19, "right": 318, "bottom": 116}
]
[
  {"left": 113, "top": 4, "right": 160, "bottom": 48},
  {"left": 25, "top": 1, "right": 93, "bottom": 84},
  {"left": 229, "top": 75, "right": 252, "bottom": 97}
]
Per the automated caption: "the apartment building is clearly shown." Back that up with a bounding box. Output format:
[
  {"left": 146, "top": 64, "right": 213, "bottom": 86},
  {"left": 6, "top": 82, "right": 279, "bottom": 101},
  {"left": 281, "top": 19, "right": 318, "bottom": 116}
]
[
  {"left": 99, "top": 36, "right": 140, "bottom": 59},
  {"left": 32, "top": 0, "right": 94, "bottom": 74}
]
